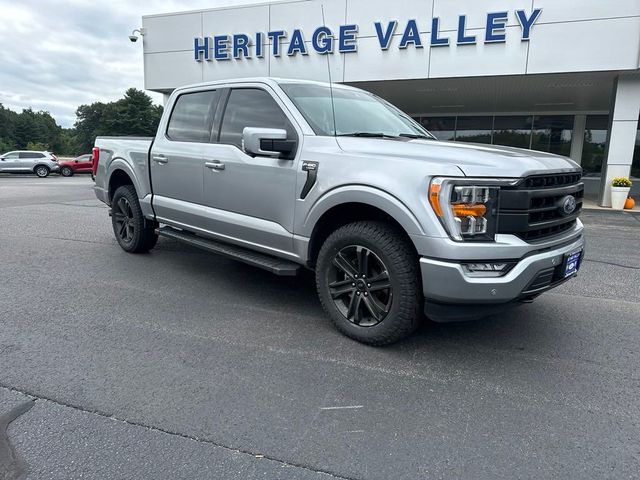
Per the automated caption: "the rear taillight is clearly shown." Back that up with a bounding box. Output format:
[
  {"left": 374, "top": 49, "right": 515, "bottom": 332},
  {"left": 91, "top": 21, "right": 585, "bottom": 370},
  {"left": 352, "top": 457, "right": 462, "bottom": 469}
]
[
  {"left": 92, "top": 147, "right": 100, "bottom": 176},
  {"left": 51, "top": 154, "right": 58, "bottom": 162}
]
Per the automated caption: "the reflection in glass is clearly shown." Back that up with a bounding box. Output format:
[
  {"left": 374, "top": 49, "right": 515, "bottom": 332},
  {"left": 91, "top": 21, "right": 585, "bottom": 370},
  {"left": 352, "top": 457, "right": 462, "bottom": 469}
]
[
  {"left": 492, "top": 116, "right": 533, "bottom": 149},
  {"left": 531, "top": 115, "right": 574, "bottom": 156},
  {"left": 455, "top": 116, "right": 492, "bottom": 144},
  {"left": 581, "top": 115, "right": 609, "bottom": 176},
  {"left": 632, "top": 125, "right": 640, "bottom": 178},
  {"left": 420, "top": 117, "right": 456, "bottom": 141}
]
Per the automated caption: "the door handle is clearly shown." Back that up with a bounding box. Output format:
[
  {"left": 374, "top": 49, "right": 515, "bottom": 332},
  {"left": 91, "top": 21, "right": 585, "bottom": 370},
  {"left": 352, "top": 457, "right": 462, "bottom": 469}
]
[
  {"left": 205, "top": 161, "right": 225, "bottom": 171},
  {"left": 152, "top": 154, "right": 168, "bottom": 164}
]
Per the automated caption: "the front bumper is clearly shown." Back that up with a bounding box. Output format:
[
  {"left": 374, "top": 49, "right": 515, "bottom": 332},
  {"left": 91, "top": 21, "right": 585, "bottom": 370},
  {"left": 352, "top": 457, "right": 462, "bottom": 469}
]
[{"left": 421, "top": 234, "right": 585, "bottom": 321}]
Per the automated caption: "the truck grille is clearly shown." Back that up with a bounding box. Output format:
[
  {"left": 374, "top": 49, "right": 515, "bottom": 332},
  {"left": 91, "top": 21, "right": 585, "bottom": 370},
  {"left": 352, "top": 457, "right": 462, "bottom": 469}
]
[{"left": 497, "top": 172, "right": 584, "bottom": 242}]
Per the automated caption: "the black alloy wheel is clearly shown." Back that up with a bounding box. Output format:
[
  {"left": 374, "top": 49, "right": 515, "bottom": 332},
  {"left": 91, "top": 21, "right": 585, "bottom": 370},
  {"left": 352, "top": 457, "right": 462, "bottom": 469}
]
[
  {"left": 328, "top": 245, "right": 393, "bottom": 327},
  {"left": 113, "top": 196, "right": 136, "bottom": 244}
]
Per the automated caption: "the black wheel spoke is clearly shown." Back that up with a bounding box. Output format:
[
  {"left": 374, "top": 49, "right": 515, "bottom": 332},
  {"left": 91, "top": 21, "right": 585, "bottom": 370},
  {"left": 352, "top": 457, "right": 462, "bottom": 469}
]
[
  {"left": 368, "top": 272, "right": 391, "bottom": 292},
  {"left": 113, "top": 212, "right": 125, "bottom": 222},
  {"left": 363, "top": 295, "right": 387, "bottom": 321},
  {"left": 117, "top": 198, "right": 127, "bottom": 215},
  {"left": 332, "top": 253, "right": 357, "bottom": 279},
  {"left": 357, "top": 246, "right": 369, "bottom": 277},
  {"left": 329, "top": 279, "right": 355, "bottom": 299},
  {"left": 347, "top": 293, "right": 362, "bottom": 324},
  {"left": 118, "top": 221, "right": 127, "bottom": 238}
]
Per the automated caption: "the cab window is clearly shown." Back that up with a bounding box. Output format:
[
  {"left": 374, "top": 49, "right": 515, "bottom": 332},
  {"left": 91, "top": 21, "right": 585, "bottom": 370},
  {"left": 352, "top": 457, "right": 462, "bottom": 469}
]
[
  {"left": 167, "top": 90, "right": 220, "bottom": 143},
  {"left": 218, "top": 88, "right": 296, "bottom": 150}
]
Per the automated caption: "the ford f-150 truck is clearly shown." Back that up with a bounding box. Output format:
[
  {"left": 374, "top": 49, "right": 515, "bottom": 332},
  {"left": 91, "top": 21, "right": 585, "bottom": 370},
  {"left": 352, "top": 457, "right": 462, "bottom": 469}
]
[{"left": 93, "top": 77, "right": 584, "bottom": 345}]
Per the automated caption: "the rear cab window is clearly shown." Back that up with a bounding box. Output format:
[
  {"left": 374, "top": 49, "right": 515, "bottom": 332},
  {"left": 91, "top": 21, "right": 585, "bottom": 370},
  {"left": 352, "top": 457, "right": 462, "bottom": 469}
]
[{"left": 166, "top": 90, "right": 220, "bottom": 143}]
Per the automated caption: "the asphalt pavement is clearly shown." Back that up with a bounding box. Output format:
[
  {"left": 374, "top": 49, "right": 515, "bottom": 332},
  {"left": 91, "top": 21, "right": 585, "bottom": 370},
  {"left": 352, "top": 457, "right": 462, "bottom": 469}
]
[{"left": 0, "top": 174, "right": 639, "bottom": 480}]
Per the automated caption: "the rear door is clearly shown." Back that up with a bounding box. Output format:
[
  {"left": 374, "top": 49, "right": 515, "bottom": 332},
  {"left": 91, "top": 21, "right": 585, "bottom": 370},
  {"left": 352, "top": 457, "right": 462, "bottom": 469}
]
[
  {"left": 18, "top": 152, "right": 43, "bottom": 171},
  {"left": 150, "top": 88, "right": 221, "bottom": 228},
  {"left": 201, "top": 85, "right": 300, "bottom": 254}
]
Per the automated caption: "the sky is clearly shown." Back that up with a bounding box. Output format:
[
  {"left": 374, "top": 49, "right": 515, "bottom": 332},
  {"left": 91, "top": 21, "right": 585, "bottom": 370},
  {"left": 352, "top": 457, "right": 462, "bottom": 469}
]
[{"left": 0, "top": 0, "right": 273, "bottom": 128}]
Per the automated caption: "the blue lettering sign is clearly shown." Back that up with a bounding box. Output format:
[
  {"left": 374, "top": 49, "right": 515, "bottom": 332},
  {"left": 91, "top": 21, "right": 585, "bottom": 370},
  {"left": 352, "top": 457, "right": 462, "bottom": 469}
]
[
  {"left": 288, "top": 29, "right": 308, "bottom": 55},
  {"left": 233, "top": 34, "right": 250, "bottom": 58},
  {"left": 485, "top": 12, "right": 508, "bottom": 43},
  {"left": 255, "top": 32, "right": 264, "bottom": 58},
  {"left": 268, "top": 30, "right": 286, "bottom": 56},
  {"left": 400, "top": 20, "right": 423, "bottom": 49},
  {"left": 457, "top": 15, "right": 476, "bottom": 45},
  {"left": 374, "top": 21, "right": 397, "bottom": 50},
  {"left": 516, "top": 8, "right": 542, "bottom": 41},
  {"left": 194, "top": 36, "right": 211, "bottom": 61},
  {"left": 214, "top": 35, "right": 230, "bottom": 60},
  {"left": 312, "top": 26, "right": 334, "bottom": 54},
  {"left": 431, "top": 18, "right": 449, "bottom": 46},
  {"left": 193, "top": 10, "right": 545, "bottom": 62},
  {"left": 339, "top": 24, "right": 358, "bottom": 53}
]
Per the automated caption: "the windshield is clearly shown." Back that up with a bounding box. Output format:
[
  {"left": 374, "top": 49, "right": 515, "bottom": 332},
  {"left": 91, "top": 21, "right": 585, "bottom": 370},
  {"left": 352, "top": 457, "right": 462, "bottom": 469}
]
[{"left": 280, "top": 83, "right": 435, "bottom": 139}]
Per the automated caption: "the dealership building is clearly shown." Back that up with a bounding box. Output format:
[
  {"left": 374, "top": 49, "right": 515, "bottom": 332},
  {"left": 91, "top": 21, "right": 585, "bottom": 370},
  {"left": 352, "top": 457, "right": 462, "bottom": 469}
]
[{"left": 140, "top": 0, "right": 640, "bottom": 205}]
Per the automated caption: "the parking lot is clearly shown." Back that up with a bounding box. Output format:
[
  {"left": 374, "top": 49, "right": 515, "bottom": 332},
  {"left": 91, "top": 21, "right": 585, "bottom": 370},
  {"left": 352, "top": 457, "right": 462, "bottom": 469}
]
[{"left": 0, "top": 174, "right": 639, "bottom": 479}]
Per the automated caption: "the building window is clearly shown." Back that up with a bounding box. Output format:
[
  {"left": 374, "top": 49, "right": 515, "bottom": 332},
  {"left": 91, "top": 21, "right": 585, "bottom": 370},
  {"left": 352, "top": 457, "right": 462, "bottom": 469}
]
[
  {"left": 531, "top": 115, "right": 574, "bottom": 156},
  {"left": 492, "top": 116, "right": 533, "bottom": 149},
  {"left": 419, "top": 117, "right": 455, "bottom": 141},
  {"left": 581, "top": 115, "right": 609, "bottom": 177},
  {"left": 455, "top": 116, "right": 492, "bottom": 144}
]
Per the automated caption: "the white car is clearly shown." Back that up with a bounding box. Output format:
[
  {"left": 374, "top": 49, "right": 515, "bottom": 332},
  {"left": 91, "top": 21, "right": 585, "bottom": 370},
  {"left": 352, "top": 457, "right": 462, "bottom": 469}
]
[{"left": 0, "top": 150, "right": 60, "bottom": 177}]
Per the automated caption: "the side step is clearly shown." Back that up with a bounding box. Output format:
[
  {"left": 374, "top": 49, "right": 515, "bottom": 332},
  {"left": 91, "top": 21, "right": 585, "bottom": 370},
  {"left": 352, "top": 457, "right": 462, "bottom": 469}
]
[{"left": 156, "top": 226, "right": 300, "bottom": 276}]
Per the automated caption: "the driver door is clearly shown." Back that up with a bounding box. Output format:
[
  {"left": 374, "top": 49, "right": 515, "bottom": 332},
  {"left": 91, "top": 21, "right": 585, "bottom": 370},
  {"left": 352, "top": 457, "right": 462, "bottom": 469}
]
[{"left": 0, "top": 152, "right": 20, "bottom": 171}]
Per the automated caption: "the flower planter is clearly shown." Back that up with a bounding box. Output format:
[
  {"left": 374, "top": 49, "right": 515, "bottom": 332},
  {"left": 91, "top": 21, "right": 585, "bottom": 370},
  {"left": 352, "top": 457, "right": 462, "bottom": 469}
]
[{"left": 611, "top": 186, "right": 631, "bottom": 210}]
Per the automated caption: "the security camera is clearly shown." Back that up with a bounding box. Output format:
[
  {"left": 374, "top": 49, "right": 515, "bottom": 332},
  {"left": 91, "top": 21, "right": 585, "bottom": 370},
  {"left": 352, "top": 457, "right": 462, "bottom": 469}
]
[{"left": 129, "top": 28, "right": 145, "bottom": 43}]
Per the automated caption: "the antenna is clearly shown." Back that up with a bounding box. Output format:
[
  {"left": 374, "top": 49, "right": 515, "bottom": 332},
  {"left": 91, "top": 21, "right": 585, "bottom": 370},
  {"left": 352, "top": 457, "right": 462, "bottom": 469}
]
[{"left": 320, "top": 4, "right": 337, "bottom": 137}]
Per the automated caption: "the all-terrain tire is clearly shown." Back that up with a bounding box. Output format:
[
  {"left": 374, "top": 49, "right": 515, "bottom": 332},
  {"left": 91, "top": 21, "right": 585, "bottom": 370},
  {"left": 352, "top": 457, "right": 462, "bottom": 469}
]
[
  {"left": 111, "top": 185, "right": 158, "bottom": 253},
  {"left": 316, "top": 221, "right": 422, "bottom": 346}
]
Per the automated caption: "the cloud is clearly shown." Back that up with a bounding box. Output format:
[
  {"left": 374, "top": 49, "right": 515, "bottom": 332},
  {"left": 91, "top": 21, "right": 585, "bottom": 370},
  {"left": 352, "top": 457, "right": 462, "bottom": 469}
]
[{"left": 0, "top": 0, "right": 273, "bottom": 127}]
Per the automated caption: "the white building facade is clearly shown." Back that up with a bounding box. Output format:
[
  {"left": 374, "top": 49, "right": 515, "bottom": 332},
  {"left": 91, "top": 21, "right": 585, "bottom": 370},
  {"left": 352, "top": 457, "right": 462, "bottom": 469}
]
[{"left": 141, "top": 0, "right": 640, "bottom": 205}]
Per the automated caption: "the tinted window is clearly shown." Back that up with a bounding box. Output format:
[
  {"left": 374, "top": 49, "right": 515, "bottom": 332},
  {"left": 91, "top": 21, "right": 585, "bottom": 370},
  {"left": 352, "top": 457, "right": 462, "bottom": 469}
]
[
  {"left": 492, "top": 116, "right": 533, "bottom": 149},
  {"left": 420, "top": 117, "right": 456, "bottom": 141},
  {"left": 19, "top": 152, "right": 44, "bottom": 159},
  {"left": 455, "top": 116, "right": 492, "bottom": 144},
  {"left": 167, "top": 90, "right": 219, "bottom": 143},
  {"left": 582, "top": 115, "right": 609, "bottom": 176},
  {"left": 219, "top": 89, "right": 295, "bottom": 149},
  {"left": 531, "top": 115, "right": 574, "bottom": 156},
  {"left": 3, "top": 152, "right": 19, "bottom": 159}
]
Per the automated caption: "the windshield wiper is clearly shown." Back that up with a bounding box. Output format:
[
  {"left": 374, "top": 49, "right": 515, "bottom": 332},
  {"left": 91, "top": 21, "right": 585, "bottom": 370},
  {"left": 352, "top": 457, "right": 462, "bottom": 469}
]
[
  {"left": 398, "top": 133, "right": 434, "bottom": 140},
  {"left": 336, "top": 132, "right": 400, "bottom": 139}
]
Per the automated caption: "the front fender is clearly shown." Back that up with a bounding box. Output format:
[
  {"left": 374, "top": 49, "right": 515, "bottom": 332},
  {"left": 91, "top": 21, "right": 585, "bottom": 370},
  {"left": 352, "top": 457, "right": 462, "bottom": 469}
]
[{"left": 299, "top": 185, "right": 427, "bottom": 238}]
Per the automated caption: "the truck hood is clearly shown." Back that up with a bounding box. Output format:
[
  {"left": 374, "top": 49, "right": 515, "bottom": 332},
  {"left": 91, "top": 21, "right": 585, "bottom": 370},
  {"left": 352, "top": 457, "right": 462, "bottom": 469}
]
[{"left": 336, "top": 137, "right": 581, "bottom": 178}]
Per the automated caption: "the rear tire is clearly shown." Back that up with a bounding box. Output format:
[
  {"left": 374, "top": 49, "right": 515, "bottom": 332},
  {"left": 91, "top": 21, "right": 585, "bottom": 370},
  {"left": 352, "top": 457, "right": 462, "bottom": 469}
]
[
  {"left": 111, "top": 185, "right": 158, "bottom": 253},
  {"left": 316, "top": 221, "right": 422, "bottom": 346},
  {"left": 34, "top": 165, "right": 50, "bottom": 178},
  {"left": 60, "top": 166, "right": 73, "bottom": 177}
]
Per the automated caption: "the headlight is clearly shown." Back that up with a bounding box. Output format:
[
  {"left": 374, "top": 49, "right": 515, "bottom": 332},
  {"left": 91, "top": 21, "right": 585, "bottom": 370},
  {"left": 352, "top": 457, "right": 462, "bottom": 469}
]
[{"left": 428, "top": 177, "right": 517, "bottom": 242}]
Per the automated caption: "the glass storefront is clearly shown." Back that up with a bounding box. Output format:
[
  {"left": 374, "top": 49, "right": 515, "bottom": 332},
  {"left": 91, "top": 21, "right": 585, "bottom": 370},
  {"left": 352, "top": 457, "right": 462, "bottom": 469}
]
[
  {"left": 633, "top": 126, "right": 640, "bottom": 178},
  {"left": 531, "top": 115, "right": 574, "bottom": 156},
  {"left": 492, "top": 116, "right": 533, "bottom": 149},
  {"left": 419, "top": 117, "right": 455, "bottom": 141},
  {"left": 455, "top": 116, "right": 493, "bottom": 144},
  {"left": 581, "top": 115, "right": 609, "bottom": 176}
]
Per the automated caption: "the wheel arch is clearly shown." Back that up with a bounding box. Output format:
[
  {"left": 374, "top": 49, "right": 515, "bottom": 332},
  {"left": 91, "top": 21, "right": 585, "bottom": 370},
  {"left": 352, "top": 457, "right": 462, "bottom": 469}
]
[
  {"left": 304, "top": 187, "right": 425, "bottom": 268},
  {"left": 108, "top": 168, "right": 136, "bottom": 204}
]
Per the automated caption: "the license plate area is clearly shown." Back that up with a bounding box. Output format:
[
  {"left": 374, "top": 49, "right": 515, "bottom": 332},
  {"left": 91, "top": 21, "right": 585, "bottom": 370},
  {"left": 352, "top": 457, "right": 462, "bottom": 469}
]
[{"left": 563, "top": 249, "right": 582, "bottom": 278}]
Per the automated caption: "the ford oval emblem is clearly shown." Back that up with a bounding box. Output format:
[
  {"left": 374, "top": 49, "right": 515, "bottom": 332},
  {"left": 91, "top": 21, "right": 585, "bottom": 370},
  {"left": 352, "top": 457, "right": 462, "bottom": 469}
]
[{"left": 559, "top": 195, "right": 577, "bottom": 216}]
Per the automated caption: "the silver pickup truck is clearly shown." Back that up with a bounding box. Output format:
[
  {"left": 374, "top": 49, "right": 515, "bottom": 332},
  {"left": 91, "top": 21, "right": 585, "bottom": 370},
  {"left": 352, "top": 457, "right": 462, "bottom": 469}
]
[{"left": 93, "top": 77, "right": 584, "bottom": 345}]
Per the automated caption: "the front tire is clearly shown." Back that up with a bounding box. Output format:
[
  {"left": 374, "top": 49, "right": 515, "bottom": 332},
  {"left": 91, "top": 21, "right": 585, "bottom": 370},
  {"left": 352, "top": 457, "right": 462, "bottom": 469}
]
[
  {"left": 316, "top": 221, "right": 422, "bottom": 346},
  {"left": 34, "top": 165, "right": 50, "bottom": 178},
  {"left": 60, "top": 166, "right": 73, "bottom": 177},
  {"left": 111, "top": 185, "right": 158, "bottom": 253}
]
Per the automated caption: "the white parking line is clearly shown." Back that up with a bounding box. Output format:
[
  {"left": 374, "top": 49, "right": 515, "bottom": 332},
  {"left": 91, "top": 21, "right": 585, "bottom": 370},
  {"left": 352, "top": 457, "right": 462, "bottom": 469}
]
[{"left": 319, "top": 405, "right": 363, "bottom": 410}]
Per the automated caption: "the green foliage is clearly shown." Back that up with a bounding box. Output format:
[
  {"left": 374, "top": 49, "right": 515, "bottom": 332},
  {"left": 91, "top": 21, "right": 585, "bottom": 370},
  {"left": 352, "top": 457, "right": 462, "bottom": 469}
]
[
  {"left": 611, "top": 177, "right": 632, "bottom": 187},
  {"left": 0, "top": 89, "right": 163, "bottom": 157}
]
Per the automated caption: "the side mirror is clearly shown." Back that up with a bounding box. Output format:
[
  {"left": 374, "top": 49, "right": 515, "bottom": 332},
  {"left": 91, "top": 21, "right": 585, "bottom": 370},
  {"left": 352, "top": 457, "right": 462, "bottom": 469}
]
[{"left": 243, "top": 127, "right": 296, "bottom": 159}]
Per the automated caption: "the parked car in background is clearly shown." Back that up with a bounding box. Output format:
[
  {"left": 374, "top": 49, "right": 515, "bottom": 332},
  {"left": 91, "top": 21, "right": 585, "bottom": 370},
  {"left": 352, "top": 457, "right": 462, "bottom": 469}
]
[
  {"left": 0, "top": 150, "right": 59, "bottom": 177},
  {"left": 59, "top": 154, "right": 93, "bottom": 177}
]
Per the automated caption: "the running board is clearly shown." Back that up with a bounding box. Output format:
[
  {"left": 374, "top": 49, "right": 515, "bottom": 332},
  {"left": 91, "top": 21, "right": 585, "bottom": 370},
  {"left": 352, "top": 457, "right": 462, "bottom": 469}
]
[{"left": 156, "top": 226, "right": 300, "bottom": 276}]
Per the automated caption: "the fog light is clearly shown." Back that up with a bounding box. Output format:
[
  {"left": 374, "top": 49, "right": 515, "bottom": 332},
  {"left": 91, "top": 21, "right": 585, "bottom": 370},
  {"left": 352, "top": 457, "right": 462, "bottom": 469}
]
[{"left": 463, "top": 262, "right": 514, "bottom": 277}]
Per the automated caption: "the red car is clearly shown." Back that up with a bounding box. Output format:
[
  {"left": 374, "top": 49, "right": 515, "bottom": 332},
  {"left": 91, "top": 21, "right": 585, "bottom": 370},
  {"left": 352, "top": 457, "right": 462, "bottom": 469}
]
[{"left": 59, "top": 154, "right": 93, "bottom": 177}]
